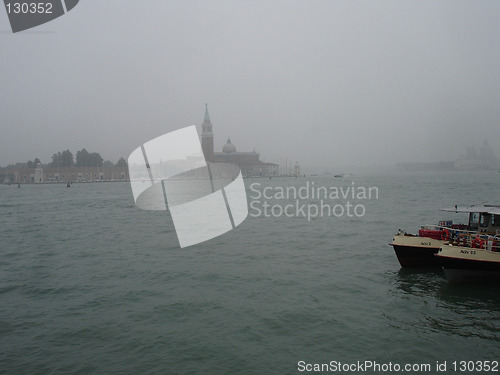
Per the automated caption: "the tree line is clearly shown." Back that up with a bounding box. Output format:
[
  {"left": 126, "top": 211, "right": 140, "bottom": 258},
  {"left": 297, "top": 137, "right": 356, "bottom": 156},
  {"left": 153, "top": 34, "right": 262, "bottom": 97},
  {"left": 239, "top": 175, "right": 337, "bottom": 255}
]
[{"left": 2, "top": 149, "right": 127, "bottom": 169}]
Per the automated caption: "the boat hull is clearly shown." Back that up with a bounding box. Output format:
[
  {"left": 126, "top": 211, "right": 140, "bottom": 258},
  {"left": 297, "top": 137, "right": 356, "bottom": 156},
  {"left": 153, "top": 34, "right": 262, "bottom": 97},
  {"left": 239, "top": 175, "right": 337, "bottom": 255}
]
[
  {"left": 436, "top": 245, "right": 500, "bottom": 282},
  {"left": 390, "top": 234, "right": 445, "bottom": 267}
]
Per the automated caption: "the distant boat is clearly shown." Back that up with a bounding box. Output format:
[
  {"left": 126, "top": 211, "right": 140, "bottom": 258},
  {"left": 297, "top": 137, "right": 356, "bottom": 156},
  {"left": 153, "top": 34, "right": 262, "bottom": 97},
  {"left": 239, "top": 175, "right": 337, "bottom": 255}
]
[{"left": 334, "top": 173, "right": 344, "bottom": 178}]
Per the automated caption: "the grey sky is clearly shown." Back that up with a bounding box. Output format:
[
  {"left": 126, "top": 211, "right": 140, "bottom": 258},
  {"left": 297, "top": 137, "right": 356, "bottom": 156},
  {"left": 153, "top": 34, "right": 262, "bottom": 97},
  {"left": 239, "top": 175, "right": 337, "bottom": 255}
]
[{"left": 1, "top": 0, "right": 499, "bottom": 169}]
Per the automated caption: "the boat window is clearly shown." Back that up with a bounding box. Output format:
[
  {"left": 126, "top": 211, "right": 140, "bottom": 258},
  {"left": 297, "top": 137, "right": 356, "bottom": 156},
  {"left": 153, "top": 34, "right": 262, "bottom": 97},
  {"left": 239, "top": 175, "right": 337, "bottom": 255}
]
[
  {"left": 469, "top": 212, "right": 479, "bottom": 229},
  {"left": 480, "top": 213, "right": 490, "bottom": 228},
  {"left": 492, "top": 215, "right": 500, "bottom": 227}
]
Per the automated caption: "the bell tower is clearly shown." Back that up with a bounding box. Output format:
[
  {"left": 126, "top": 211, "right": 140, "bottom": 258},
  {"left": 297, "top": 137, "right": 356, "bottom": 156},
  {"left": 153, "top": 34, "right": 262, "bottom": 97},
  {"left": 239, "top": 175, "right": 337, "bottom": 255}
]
[{"left": 201, "top": 103, "right": 214, "bottom": 162}]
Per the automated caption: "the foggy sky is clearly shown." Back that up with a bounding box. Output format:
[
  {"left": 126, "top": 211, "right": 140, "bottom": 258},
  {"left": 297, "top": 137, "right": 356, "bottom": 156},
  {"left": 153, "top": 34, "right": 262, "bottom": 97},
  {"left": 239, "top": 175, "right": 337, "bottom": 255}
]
[{"left": 1, "top": 0, "right": 499, "bottom": 169}]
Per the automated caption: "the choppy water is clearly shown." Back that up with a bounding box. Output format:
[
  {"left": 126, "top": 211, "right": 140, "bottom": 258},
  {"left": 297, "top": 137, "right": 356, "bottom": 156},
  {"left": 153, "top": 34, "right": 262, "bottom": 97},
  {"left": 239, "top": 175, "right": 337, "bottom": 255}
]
[{"left": 0, "top": 171, "right": 499, "bottom": 374}]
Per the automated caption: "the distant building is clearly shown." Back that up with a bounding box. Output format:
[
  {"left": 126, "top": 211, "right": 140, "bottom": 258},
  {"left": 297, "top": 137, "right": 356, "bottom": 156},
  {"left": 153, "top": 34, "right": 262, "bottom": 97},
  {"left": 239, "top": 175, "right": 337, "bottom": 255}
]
[
  {"left": 201, "top": 105, "right": 279, "bottom": 177},
  {"left": 396, "top": 140, "right": 499, "bottom": 172},
  {"left": 454, "top": 140, "right": 499, "bottom": 170},
  {"left": 34, "top": 163, "right": 44, "bottom": 183},
  {"left": 10, "top": 165, "right": 129, "bottom": 184},
  {"left": 294, "top": 161, "right": 301, "bottom": 177}
]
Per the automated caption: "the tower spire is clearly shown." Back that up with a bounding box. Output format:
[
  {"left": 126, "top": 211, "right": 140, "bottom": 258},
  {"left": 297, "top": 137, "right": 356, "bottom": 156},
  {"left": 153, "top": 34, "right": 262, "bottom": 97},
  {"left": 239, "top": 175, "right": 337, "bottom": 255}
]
[
  {"left": 204, "top": 103, "right": 211, "bottom": 123},
  {"left": 201, "top": 104, "right": 214, "bottom": 162}
]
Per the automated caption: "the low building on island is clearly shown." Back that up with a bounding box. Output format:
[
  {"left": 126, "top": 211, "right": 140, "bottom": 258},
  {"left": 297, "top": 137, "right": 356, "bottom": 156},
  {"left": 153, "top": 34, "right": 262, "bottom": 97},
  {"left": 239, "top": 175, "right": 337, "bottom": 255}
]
[{"left": 11, "top": 164, "right": 129, "bottom": 184}]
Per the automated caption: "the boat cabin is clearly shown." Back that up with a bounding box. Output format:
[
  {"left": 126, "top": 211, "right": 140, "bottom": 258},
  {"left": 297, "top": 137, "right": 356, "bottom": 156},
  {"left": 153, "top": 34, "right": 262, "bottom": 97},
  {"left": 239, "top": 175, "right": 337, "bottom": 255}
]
[{"left": 441, "top": 205, "right": 500, "bottom": 235}]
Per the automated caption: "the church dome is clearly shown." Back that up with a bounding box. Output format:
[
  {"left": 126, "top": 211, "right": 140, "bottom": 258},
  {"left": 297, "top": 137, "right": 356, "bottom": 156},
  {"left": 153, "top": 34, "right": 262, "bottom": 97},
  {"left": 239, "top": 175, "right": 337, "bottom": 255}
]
[{"left": 222, "top": 138, "right": 236, "bottom": 153}]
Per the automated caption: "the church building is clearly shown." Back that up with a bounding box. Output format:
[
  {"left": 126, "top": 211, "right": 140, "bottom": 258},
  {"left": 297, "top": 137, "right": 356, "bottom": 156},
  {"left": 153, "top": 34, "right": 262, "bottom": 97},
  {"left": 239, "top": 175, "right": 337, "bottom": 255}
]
[{"left": 200, "top": 105, "right": 279, "bottom": 177}]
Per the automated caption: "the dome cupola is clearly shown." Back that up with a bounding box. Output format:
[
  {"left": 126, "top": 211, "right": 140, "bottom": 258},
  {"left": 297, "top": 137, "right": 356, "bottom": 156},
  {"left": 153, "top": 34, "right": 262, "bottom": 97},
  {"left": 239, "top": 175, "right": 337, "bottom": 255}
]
[{"left": 222, "top": 137, "right": 236, "bottom": 153}]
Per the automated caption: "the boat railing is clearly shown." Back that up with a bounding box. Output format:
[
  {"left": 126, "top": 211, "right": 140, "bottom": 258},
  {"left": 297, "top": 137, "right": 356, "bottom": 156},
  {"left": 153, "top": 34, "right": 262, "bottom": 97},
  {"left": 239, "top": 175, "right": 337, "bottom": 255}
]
[
  {"left": 447, "top": 232, "right": 500, "bottom": 253},
  {"left": 421, "top": 224, "right": 477, "bottom": 238},
  {"left": 419, "top": 225, "right": 500, "bottom": 251},
  {"left": 422, "top": 224, "right": 472, "bottom": 232}
]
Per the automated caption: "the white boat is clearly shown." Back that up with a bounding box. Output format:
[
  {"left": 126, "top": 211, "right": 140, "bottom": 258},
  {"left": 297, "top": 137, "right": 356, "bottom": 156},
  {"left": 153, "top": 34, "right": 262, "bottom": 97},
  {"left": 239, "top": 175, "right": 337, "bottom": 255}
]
[
  {"left": 390, "top": 205, "right": 499, "bottom": 268},
  {"left": 391, "top": 230, "right": 448, "bottom": 267},
  {"left": 436, "top": 241, "right": 500, "bottom": 282},
  {"left": 435, "top": 205, "right": 500, "bottom": 281}
]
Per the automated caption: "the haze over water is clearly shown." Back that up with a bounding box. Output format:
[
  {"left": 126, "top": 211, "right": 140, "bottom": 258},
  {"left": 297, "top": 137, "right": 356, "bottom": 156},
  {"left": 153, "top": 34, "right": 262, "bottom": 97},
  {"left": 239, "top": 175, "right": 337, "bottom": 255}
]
[
  {"left": 1, "top": 1, "right": 500, "bottom": 168},
  {"left": 1, "top": 171, "right": 499, "bottom": 374}
]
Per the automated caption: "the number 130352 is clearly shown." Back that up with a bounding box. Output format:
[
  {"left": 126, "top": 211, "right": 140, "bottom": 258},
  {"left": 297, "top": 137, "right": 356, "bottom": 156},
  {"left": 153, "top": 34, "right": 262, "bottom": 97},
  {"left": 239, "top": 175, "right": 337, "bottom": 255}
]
[{"left": 5, "top": 2, "right": 53, "bottom": 14}]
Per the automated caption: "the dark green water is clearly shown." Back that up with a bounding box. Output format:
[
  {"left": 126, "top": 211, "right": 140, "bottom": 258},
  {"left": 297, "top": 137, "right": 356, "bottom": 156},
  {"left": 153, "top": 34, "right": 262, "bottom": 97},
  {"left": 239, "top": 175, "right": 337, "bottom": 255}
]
[{"left": 0, "top": 171, "right": 499, "bottom": 374}]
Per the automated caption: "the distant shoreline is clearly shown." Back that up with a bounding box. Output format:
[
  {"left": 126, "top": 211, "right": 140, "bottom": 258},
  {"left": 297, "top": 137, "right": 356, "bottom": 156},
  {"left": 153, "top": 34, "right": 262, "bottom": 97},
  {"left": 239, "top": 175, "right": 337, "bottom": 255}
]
[{"left": 3, "top": 174, "right": 307, "bottom": 186}]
